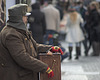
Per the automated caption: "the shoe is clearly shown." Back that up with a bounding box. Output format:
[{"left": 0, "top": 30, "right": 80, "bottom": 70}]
[
  {"left": 84, "top": 49, "right": 89, "bottom": 56},
  {"left": 68, "top": 57, "right": 72, "bottom": 60},
  {"left": 68, "top": 54, "right": 72, "bottom": 60},
  {"left": 85, "top": 52, "right": 88, "bottom": 56}
]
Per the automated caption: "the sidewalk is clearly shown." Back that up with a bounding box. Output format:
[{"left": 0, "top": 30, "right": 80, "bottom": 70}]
[{"left": 61, "top": 41, "right": 100, "bottom": 80}]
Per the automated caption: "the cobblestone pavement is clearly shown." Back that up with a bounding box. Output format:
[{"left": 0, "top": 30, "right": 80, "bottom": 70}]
[{"left": 61, "top": 41, "right": 100, "bottom": 80}]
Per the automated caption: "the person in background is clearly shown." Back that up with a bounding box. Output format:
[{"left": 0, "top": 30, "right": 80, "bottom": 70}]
[
  {"left": 42, "top": 1, "right": 60, "bottom": 45},
  {"left": 78, "top": 2, "right": 88, "bottom": 56},
  {"left": 79, "top": 2, "right": 87, "bottom": 20},
  {"left": 28, "top": 2, "right": 46, "bottom": 44},
  {"left": 0, "top": 4, "right": 63, "bottom": 80},
  {"left": 55, "top": 2, "right": 64, "bottom": 21},
  {"left": 65, "top": 8, "right": 84, "bottom": 60},
  {"left": 86, "top": 1, "right": 100, "bottom": 56}
]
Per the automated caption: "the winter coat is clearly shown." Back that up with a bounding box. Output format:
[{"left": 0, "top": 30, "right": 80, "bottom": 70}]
[
  {"left": 79, "top": 6, "right": 87, "bottom": 20},
  {"left": 28, "top": 3, "right": 46, "bottom": 44},
  {"left": 65, "top": 12, "right": 85, "bottom": 43},
  {"left": 85, "top": 9, "right": 100, "bottom": 42},
  {"left": 55, "top": 5, "right": 64, "bottom": 20},
  {"left": 42, "top": 5, "right": 60, "bottom": 32},
  {"left": 0, "top": 26, "right": 51, "bottom": 80}
]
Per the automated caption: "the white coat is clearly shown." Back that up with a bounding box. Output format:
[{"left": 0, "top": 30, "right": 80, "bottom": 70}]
[{"left": 65, "top": 12, "right": 85, "bottom": 43}]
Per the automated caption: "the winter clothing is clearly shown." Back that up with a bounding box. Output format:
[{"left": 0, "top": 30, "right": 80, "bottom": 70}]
[
  {"left": 42, "top": 4, "right": 60, "bottom": 32},
  {"left": 55, "top": 4, "right": 64, "bottom": 20},
  {"left": 49, "top": 46, "right": 63, "bottom": 55},
  {"left": 66, "top": 11, "right": 84, "bottom": 59},
  {"left": 28, "top": 3, "right": 46, "bottom": 44},
  {"left": 7, "top": 4, "right": 28, "bottom": 31},
  {"left": 79, "top": 6, "right": 87, "bottom": 20},
  {"left": 84, "top": 8, "right": 100, "bottom": 56},
  {"left": 0, "top": 4, "right": 52, "bottom": 80},
  {"left": 46, "top": 67, "right": 54, "bottom": 78},
  {"left": 85, "top": 9, "right": 100, "bottom": 42},
  {"left": 0, "top": 26, "right": 52, "bottom": 80},
  {"left": 65, "top": 12, "right": 84, "bottom": 43}
]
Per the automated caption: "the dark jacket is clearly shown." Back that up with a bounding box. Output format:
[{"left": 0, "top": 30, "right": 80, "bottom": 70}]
[
  {"left": 55, "top": 5, "right": 64, "bottom": 20},
  {"left": 80, "top": 6, "right": 87, "bottom": 20},
  {"left": 85, "top": 9, "right": 100, "bottom": 42},
  {"left": 28, "top": 3, "right": 46, "bottom": 44},
  {"left": 0, "top": 26, "right": 51, "bottom": 80}
]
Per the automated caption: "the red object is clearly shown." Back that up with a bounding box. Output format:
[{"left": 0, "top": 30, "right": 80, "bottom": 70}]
[
  {"left": 46, "top": 67, "right": 54, "bottom": 78},
  {"left": 49, "top": 46, "right": 63, "bottom": 55},
  {"left": 48, "top": 34, "right": 53, "bottom": 38},
  {"left": 48, "top": 34, "right": 53, "bottom": 40}
]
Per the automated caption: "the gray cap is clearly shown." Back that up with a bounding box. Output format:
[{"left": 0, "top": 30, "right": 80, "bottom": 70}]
[
  {"left": 8, "top": 4, "right": 30, "bottom": 17},
  {"left": 7, "top": 4, "right": 31, "bottom": 31}
]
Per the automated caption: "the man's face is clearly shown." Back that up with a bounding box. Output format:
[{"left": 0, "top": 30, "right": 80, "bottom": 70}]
[{"left": 22, "top": 16, "right": 28, "bottom": 24}]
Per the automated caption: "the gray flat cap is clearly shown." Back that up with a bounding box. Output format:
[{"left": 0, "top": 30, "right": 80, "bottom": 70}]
[{"left": 8, "top": 4, "right": 30, "bottom": 17}]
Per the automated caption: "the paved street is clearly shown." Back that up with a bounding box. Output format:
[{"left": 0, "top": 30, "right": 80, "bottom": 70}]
[{"left": 61, "top": 41, "right": 100, "bottom": 80}]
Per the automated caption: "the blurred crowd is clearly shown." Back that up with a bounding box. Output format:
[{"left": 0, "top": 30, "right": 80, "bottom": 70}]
[{"left": 27, "top": 1, "right": 100, "bottom": 61}]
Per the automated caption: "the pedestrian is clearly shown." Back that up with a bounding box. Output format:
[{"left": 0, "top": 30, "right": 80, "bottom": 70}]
[
  {"left": 28, "top": 2, "right": 46, "bottom": 44},
  {"left": 65, "top": 7, "right": 84, "bottom": 60},
  {"left": 86, "top": 1, "right": 100, "bottom": 56},
  {"left": 78, "top": 2, "right": 89, "bottom": 56},
  {"left": 42, "top": 1, "right": 60, "bottom": 45},
  {"left": 55, "top": 2, "right": 64, "bottom": 20},
  {"left": 0, "top": 4, "right": 63, "bottom": 80}
]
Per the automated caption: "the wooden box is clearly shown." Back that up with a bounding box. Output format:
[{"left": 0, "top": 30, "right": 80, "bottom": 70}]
[{"left": 39, "top": 53, "right": 61, "bottom": 80}]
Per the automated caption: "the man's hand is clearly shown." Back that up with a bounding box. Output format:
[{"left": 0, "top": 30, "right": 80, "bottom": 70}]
[
  {"left": 47, "top": 51, "right": 53, "bottom": 55},
  {"left": 46, "top": 67, "right": 54, "bottom": 78}
]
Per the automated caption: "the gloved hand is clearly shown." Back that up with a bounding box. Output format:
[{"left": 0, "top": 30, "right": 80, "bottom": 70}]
[
  {"left": 49, "top": 46, "right": 63, "bottom": 55},
  {"left": 46, "top": 67, "right": 54, "bottom": 78}
]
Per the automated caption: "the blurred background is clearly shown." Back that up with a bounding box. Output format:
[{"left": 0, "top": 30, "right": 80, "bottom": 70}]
[{"left": 1, "top": 0, "right": 100, "bottom": 80}]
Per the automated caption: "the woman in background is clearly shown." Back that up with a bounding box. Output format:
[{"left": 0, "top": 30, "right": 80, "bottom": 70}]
[
  {"left": 65, "top": 8, "right": 84, "bottom": 60},
  {"left": 86, "top": 1, "right": 100, "bottom": 56}
]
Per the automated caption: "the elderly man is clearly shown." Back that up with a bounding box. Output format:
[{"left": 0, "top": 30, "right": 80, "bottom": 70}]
[{"left": 0, "top": 4, "right": 63, "bottom": 80}]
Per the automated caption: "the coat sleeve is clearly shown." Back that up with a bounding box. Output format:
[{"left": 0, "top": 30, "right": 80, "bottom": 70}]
[
  {"left": 5, "top": 33, "right": 48, "bottom": 73},
  {"left": 31, "top": 38, "right": 52, "bottom": 53},
  {"left": 36, "top": 43, "right": 52, "bottom": 53}
]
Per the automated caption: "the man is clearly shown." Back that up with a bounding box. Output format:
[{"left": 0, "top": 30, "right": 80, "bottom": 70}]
[
  {"left": 42, "top": 1, "right": 60, "bottom": 45},
  {"left": 28, "top": 2, "right": 46, "bottom": 44},
  {"left": 55, "top": 2, "right": 64, "bottom": 20},
  {"left": 0, "top": 4, "right": 63, "bottom": 80},
  {"left": 42, "top": 1, "right": 60, "bottom": 32}
]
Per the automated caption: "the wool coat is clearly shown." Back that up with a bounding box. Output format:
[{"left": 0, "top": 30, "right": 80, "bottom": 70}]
[
  {"left": 0, "top": 26, "right": 51, "bottom": 80},
  {"left": 84, "top": 9, "right": 100, "bottom": 42},
  {"left": 65, "top": 12, "right": 85, "bottom": 43},
  {"left": 28, "top": 3, "right": 46, "bottom": 44},
  {"left": 42, "top": 5, "right": 60, "bottom": 32}
]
